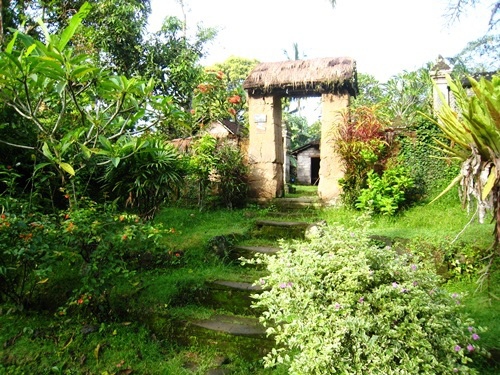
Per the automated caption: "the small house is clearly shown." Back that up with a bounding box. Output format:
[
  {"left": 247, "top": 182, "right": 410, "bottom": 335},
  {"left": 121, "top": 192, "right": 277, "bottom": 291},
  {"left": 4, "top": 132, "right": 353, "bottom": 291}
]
[{"left": 291, "top": 140, "right": 321, "bottom": 185}]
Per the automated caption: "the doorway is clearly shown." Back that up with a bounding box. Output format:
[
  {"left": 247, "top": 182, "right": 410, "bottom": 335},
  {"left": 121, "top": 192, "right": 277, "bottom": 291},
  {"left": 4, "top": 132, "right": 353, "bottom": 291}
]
[{"left": 311, "top": 157, "right": 320, "bottom": 185}]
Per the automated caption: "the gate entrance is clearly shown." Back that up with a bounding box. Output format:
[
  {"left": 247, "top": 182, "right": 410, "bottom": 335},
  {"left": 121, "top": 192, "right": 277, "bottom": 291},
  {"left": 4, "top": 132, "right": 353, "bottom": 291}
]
[{"left": 243, "top": 57, "right": 358, "bottom": 204}]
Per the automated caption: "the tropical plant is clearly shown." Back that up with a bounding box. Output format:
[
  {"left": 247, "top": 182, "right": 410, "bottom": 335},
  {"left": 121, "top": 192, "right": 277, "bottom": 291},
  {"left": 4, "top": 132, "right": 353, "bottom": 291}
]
[
  {"left": 1, "top": 0, "right": 151, "bottom": 73},
  {"left": 249, "top": 219, "right": 485, "bottom": 374},
  {"left": 212, "top": 140, "right": 248, "bottom": 209},
  {"left": 101, "top": 135, "right": 186, "bottom": 219},
  {"left": 356, "top": 165, "right": 415, "bottom": 216},
  {"left": 430, "top": 74, "right": 500, "bottom": 249},
  {"left": 0, "top": 2, "right": 157, "bottom": 208},
  {"left": 188, "top": 134, "right": 218, "bottom": 209},
  {"left": 334, "top": 106, "right": 391, "bottom": 207},
  {"left": 382, "top": 69, "right": 433, "bottom": 128}
]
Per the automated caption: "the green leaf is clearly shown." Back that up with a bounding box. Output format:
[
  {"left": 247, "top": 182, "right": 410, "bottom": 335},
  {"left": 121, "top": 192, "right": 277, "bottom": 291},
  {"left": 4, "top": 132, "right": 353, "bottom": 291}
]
[
  {"left": 59, "top": 162, "right": 75, "bottom": 176},
  {"left": 111, "top": 157, "right": 121, "bottom": 168},
  {"left": 429, "top": 174, "right": 462, "bottom": 204},
  {"left": 80, "top": 144, "right": 92, "bottom": 159},
  {"left": 42, "top": 142, "right": 54, "bottom": 160},
  {"left": 5, "top": 30, "right": 19, "bottom": 54},
  {"left": 58, "top": 2, "right": 92, "bottom": 51},
  {"left": 34, "top": 162, "right": 52, "bottom": 172},
  {"left": 99, "top": 136, "right": 113, "bottom": 152}
]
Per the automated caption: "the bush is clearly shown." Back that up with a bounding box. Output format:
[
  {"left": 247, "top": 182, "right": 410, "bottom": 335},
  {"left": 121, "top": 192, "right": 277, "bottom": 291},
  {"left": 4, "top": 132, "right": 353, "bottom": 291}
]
[
  {"left": 0, "top": 210, "right": 59, "bottom": 308},
  {"left": 334, "top": 106, "right": 392, "bottom": 207},
  {"left": 356, "top": 165, "right": 414, "bottom": 215},
  {"left": 212, "top": 140, "right": 248, "bottom": 209},
  {"left": 250, "top": 219, "right": 485, "bottom": 374},
  {"left": 58, "top": 200, "right": 171, "bottom": 320},
  {"left": 102, "top": 135, "right": 187, "bottom": 219}
]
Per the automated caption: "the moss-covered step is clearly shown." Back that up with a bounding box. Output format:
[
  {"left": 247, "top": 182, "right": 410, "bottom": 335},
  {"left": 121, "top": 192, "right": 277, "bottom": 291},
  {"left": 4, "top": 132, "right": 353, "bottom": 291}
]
[
  {"left": 199, "top": 280, "right": 264, "bottom": 315},
  {"left": 230, "top": 245, "right": 280, "bottom": 261},
  {"left": 175, "top": 314, "right": 274, "bottom": 362},
  {"left": 271, "top": 197, "right": 322, "bottom": 210},
  {"left": 252, "top": 220, "right": 311, "bottom": 240}
]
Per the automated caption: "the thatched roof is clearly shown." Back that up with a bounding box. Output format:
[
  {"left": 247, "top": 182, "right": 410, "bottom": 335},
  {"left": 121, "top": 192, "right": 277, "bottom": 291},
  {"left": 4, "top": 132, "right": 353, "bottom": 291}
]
[{"left": 243, "top": 57, "right": 357, "bottom": 97}]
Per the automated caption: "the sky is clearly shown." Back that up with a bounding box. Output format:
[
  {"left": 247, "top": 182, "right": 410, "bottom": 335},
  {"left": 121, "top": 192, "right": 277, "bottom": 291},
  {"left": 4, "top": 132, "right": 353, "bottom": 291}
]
[{"left": 148, "top": 0, "right": 494, "bottom": 83}]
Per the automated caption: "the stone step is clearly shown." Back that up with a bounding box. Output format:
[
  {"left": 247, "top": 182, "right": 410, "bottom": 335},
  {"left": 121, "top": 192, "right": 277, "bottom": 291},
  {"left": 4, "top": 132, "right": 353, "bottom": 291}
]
[
  {"left": 266, "top": 211, "right": 319, "bottom": 219},
  {"left": 199, "top": 280, "right": 264, "bottom": 315},
  {"left": 255, "top": 219, "right": 311, "bottom": 228},
  {"left": 172, "top": 314, "right": 273, "bottom": 362},
  {"left": 272, "top": 197, "right": 322, "bottom": 210},
  {"left": 190, "top": 314, "right": 267, "bottom": 338},
  {"left": 253, "top": 220, "right": 311, "bottom": 240},
  {"left": 231, "top": 245, "right": 280, "bottom": 260}
]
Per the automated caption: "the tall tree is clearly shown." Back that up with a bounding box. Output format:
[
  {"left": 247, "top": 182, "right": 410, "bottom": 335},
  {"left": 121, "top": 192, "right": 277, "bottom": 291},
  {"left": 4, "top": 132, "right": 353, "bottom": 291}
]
[
  {"left": 446, "top": 0, "right": 499, "bottom": 30},
  {"left": 1, "top": 0, "right": 151, "bottom": 73},
  {"left": 140, "top": 16, "right": 216, "bottom": 109}
]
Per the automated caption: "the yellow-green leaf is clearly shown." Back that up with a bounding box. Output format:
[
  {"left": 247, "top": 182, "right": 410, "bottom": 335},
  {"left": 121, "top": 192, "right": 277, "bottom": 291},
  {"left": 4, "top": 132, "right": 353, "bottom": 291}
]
[{"left": 59, "top": 162, "right": 75, "bottom": 176}]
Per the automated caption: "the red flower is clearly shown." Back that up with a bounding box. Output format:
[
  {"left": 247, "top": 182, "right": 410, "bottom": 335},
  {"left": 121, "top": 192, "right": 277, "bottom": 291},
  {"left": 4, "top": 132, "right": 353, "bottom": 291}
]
[
  {"left": 175, "top": 252, "right": 181, "bottom": 257},
  {"left": 228, "top": 108, "right": 236, "bottom": 116},
  {"left": 197, "top": 84, "right": 211, "bottom": 93},
  {"left": 216, "top": 71, "right": 224, "bottom": 80},
  {"left": 228, "top": 95, "right": 241, "bottom": 104},
  {"left": 122, "top": 235, "right": 128, "bottom": 240},
  {"left": 77, "top": 298, "right": 84, "bottom": 304},
  {"left": 6, "top": 165, "right": 12, "bottom": 170}
]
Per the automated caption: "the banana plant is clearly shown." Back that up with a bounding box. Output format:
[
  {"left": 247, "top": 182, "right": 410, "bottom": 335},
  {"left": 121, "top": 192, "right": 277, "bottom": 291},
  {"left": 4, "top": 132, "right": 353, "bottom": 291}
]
[{"left": 429, "top": 73, "right": 500, "bottom": 245}]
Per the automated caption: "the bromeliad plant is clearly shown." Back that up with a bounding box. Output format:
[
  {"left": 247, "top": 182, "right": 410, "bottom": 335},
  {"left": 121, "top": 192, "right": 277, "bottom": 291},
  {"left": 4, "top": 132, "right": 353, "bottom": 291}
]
[{"left": 430, "top": 74, "right": 500, "bottom": 246}]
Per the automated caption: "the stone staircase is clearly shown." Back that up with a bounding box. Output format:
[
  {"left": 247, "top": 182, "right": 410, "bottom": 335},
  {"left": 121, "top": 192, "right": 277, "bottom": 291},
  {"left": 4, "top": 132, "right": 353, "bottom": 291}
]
[{"left": 171, "top": 196, "right": 323, "bottom": 373}]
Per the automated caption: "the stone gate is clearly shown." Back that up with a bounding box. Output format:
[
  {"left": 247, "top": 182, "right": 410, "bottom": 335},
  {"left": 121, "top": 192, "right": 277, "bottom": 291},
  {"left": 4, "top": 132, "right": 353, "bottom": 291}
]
[{"left": 243, "top": 57, "right": 358, "bottom": 204}]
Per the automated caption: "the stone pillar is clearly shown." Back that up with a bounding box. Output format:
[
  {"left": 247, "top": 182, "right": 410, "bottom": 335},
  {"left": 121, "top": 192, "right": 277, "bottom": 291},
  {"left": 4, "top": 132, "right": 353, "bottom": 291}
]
[
  {"left": 318, "top": 92, "right": 349, "bottom": 205},
  {"left": 430, "top": 56, "right": 452, "bottom": 115},
  {"left": 247, "top": 95, "right": 284, "bottom": 200}
]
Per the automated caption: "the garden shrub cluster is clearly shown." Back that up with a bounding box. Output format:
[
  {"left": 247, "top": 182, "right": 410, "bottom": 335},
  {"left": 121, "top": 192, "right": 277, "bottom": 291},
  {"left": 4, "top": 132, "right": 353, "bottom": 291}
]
[
  {"left": 250, "top": 219, "right": 486, "bottom": 374},
  {"left": 356, "top": 166, "right": 415, "bottom": 215}
]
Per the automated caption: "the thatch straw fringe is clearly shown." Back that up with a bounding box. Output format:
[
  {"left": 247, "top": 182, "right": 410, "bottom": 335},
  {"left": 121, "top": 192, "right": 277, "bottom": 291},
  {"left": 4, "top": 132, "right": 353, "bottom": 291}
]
[{"left": 243, "top": 57, "right": 356, "bottom": 93}]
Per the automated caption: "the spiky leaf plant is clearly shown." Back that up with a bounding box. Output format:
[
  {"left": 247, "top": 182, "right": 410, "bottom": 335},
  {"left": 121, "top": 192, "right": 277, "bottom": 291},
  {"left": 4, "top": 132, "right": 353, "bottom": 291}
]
[{"left": 430, "top": 73, "right": 500, "bottom": 247}]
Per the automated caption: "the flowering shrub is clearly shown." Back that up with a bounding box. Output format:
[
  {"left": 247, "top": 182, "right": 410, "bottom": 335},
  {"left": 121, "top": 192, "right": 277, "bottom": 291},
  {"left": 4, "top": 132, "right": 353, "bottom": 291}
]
[{"left": 250, "top": 218, "right": 485, "bottom": 374}]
